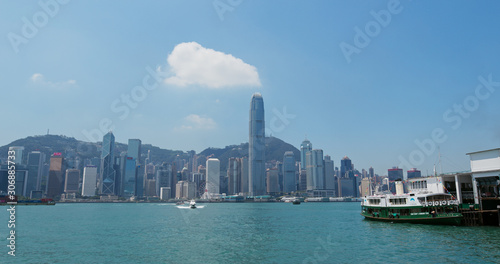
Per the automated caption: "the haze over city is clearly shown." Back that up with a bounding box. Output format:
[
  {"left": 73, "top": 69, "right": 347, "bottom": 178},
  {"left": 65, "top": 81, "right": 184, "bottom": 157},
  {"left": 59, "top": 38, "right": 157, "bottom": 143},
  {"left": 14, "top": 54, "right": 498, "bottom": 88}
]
[{"left": 2, "top": 0, "right": 500, "bottom": 175}]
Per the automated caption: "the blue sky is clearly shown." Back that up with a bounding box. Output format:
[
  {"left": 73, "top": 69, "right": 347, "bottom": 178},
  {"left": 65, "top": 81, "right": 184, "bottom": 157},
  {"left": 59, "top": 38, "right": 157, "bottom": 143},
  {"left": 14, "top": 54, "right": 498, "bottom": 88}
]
[{"left": 1, "top": 0, "right": 500, "bottom": 177}]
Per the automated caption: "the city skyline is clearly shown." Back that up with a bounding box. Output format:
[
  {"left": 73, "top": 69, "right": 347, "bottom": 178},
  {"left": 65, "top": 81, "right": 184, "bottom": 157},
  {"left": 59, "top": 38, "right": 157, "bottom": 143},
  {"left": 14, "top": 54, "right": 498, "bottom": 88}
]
[{"left": 1, "top": 1, "right": 500, "bottom": 176}]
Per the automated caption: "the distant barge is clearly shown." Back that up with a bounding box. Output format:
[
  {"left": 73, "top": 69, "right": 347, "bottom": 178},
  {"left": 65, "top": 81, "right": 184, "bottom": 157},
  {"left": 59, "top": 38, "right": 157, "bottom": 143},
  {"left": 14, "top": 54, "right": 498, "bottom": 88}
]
[{"left": 0, "top": 196, "right": 55, "bottom": 205}]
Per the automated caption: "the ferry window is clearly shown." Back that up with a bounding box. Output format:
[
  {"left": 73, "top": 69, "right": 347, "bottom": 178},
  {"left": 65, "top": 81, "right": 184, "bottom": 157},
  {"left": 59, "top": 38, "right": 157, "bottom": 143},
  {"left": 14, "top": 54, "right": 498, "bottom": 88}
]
[{"left": 389, "top": 198, "right": 407, "bottom": 205}]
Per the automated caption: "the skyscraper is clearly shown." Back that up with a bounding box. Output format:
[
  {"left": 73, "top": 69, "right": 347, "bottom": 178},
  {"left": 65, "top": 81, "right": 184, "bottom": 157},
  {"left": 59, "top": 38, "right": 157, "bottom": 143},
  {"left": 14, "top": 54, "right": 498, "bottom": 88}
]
[
  {"left": 306, "top": 149, "right": 324, "bottom": 190},
  {"left": 283, "top": 151, "right": 296, "bottom": 193},
  {"left": 249, "top": 93, "right": 265, "bottom": 196},
  {"left": 27, "top": 151, "right": 45, "bottom": 196},
  {"left": 122, "top": 139, "right": 141, "bottom": 197},
  {"left": 156, "top": 163, "right": 173, "bottom": 198},
  {"left": 127, "top": 139, "right": 141, "bottom": 162},
  {"left": 9, "top": 146, "right": 25, "bottom": 165},
  {"left": 340, "top": 156, "right": 352, "bottom": 178},
  {"left": 300, "top": 139, "right": 312, "bottom": 171},
  {"left": 46, "top": 153, "right": 65, "bottom": 198},
  {"left": 227, "top": 157, "right": 240, "bottom": 195},
  {"left": 388, "top": 167, "right": 403, "bottom": 181},
  {"left": 266, "top": 168, "right": 280, "bottom": 194},
  {"left": 240, "top": 156, "right": 249, "bottom": 195},
  {"left": 324, "top": 155, "right": 335, "bottom": 190},
  {"left": 64, "top": 169, "right": 80, "bottom": 193},
  {"left": 369, "top": 167, "right": 374, "bottom": 178},
  {"left": 82, "top": 166, "right": 98, "bottom": 196},
  {"left": 206, "top": 158, "right": 220, "bottom": 196},
  {"left": 407, "top": 168, "right": 421, "bottom": 179},
  {"left": 100, "top": 132, "right": 116, "bottom": 195}
]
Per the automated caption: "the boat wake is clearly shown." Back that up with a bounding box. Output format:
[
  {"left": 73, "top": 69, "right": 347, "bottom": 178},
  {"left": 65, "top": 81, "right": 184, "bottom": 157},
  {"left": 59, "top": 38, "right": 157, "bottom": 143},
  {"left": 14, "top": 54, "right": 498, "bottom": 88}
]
[{"left": 176, "top": 205, "right": 205, "bottom": 209}]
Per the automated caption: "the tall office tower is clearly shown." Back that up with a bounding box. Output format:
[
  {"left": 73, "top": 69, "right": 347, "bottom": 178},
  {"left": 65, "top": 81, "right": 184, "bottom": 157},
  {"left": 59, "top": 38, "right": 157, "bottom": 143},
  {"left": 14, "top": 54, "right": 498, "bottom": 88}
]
[
  {"left": 0, "top": 165, "right": 27, "bottom": 196},
  {"left": 362, "top": 169, "right": 368, "bottom": 178},
  {"left": 340, "top": 156, "right": 352, "bottom": 178},
  {"left": 27, "top": 151, "right": 45, "bottom": 196},
  {"left": 299, "top": 170, "right": 307, "bottom": 191},
  {"left": 338, "top": 176, "right": 357, "bottom": 197},
  {"left": 46, "top": 153, "right": 65, "bottom": 198},
  {"left": 266, "top": 168, "right": 280, "bottom": 194},
  {"left": 145, "top": 179, "right": 156, "bottom": 196},
  {"left": 171, "top": 163, "right": 178, "bottom": 198},
  {"left": 191, "top": 154, "right": 198, "bottom": 173},
  {"left": 227, "top": 158, "right": 241, "bottom": 195},
  {"left": 206, "top": 158, "right": 220, "bottom": 196},
  {"left": 249, "top": 93, "right": 265, "bottom": 196},
  {"left": 136, "top": 166, "right": 144, "bottom": 197},
  {"left": 187, "top": 150, "right": 196, "bottom": 173},
  {"left": 324, "top": 155, "right": 335, "bottom": 190},
  {"left": 64, "top": 169, "right": 80, "bottom": 193},
  {"left": 114, "top": 152, "right": 127, "bottom": 197},
  {"left": 181, "top": 167, "right": 189, "bottom": 181},
  {"left": 175, "top": 181, "right": 185, "bottom": 199},
  {"left": 306, "top": 149, "right": 324, "bottom": 190},
  {"left": 100, "top": 132, "right": 116, "bottom": 195},
  {"left": 300, "top": 139, "right": 312, "bottom": 171},
  {"left": 9, "top": 146, "right": 25, "bottom": 165},
  {"left": 190, "top": 172, "right": 203, "bottom": 197},
  {"left": 407, "top": 168, "right": 421, "bottom": 179},
  {"left": 82, "top": 166, "right": 98, "bottom": 196},
  {"left": 145, "top": 163, "right": 155, "bottom": 180},
  {"left": 128, "top": 139, "right": 141, "bottom": 162},
  {"left": 388, "top": 167, "right": 403, "bottom": 181},
  {"left": 156, "top": 163, "right": 173, "bottom": 198},
  {"left": 360, "top": 178, "right": 372, "bottom": 197},
  {"left": 123, "top": 139, "right": 141, "bottom": 197},
  {"left": 369, "top": 167, "right": 374, "bottom": 178},
  {"left": 183, "top": 181, "right": 196, "bottom": 199},
  {"left": 283, "top": 151, "right": 296, "bottom": 193},
  {"left": 240, "top": 156, "right": 249, "bottom": 195},
  {"left": 160, "top": 187, "right": 171, "bottom": 200},
  {"left": 123, "top": 157, "right": 137, "bottom": 197}
]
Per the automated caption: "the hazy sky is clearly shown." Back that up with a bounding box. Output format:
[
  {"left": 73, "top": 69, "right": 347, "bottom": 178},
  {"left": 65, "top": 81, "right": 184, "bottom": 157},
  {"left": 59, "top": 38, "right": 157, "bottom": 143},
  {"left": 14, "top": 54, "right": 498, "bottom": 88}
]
[{"left": 1, "top": 0, "right": 500, "bottom": 176}]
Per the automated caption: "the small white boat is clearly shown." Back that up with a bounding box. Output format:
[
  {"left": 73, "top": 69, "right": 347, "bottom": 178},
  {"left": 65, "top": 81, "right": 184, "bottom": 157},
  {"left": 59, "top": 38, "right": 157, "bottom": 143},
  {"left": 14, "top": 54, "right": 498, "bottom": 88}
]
[{"left": 189, "top": 200, "right": 196, "bottom": 209}]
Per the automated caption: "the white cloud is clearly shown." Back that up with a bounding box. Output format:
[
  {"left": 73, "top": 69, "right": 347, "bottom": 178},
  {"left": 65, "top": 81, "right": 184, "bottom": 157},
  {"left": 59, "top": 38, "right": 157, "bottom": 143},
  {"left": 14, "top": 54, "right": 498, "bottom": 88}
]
[
  {"left": 175, "top": 114, "right": 216, "bottom": 131},
  {"left": 162, "top": 42, "right": 261, "bottom": 88},
  {"left": 30, "top": 73, "right": 77, "bottom": 90}
]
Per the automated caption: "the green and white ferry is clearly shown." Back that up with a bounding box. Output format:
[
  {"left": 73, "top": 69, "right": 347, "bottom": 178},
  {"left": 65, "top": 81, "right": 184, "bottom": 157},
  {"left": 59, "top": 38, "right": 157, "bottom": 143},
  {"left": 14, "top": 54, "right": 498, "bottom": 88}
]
[{"left": 361, "top": 192, "right": 463, "bottom": 225}]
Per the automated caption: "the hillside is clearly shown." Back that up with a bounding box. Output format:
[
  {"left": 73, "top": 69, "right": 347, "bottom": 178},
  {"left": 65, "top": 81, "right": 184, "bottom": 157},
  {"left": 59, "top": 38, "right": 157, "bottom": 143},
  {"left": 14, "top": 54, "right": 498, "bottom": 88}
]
[
  {"left": 199, "top": 136, "right": 300, "bottom": 172},
  {"left": 0, "top": 135, "right": 300, "bottom": 171}
]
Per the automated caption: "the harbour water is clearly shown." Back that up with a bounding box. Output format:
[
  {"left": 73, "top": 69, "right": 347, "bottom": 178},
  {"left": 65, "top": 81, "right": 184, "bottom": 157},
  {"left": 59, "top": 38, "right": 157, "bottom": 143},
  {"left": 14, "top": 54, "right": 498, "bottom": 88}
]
[{"left": 1, "top": 202, "right": 499, "bottom": 263}]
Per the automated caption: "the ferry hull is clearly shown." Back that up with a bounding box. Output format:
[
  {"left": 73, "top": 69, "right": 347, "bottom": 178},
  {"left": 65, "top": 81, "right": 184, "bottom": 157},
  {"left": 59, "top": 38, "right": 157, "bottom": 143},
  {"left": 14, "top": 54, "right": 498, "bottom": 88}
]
[{"left": 361, "top": 214, "right": 463, "bottom": 225}]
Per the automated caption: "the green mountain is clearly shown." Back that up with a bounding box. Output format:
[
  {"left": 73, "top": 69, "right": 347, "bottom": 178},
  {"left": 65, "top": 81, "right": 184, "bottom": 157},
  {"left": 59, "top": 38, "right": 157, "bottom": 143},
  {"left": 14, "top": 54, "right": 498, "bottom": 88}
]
[
  {"left": 199, "top": 136, "right": 300, "bottom": 172},
  {"left": 0, "top": 135, "right": 300, "bottom": 171},
  {"left": 0, "top": 134, "right": 186, "bottom": 164}
]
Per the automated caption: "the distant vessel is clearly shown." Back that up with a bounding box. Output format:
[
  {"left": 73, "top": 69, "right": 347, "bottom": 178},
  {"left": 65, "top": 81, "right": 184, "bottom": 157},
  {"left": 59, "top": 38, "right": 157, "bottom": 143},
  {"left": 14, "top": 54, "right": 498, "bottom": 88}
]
[
  {"left": 0, "top": 196, "right": 55, "bottom": 206},
  {"left": 292, "top": 199, "right": 301, "bottom": 205},
  {"left": 189, "top": 200, "right": 196, "bottom": 209},
  {"left": 361, "top": 192, "right": 463, "bottom": 225}
]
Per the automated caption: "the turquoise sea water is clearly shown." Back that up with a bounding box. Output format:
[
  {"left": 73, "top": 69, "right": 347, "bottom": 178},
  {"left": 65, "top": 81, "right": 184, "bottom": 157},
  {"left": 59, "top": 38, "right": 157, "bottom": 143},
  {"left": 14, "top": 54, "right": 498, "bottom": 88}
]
[{"left": 1, "top": 202, "right": 499, "bottom": 264}]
